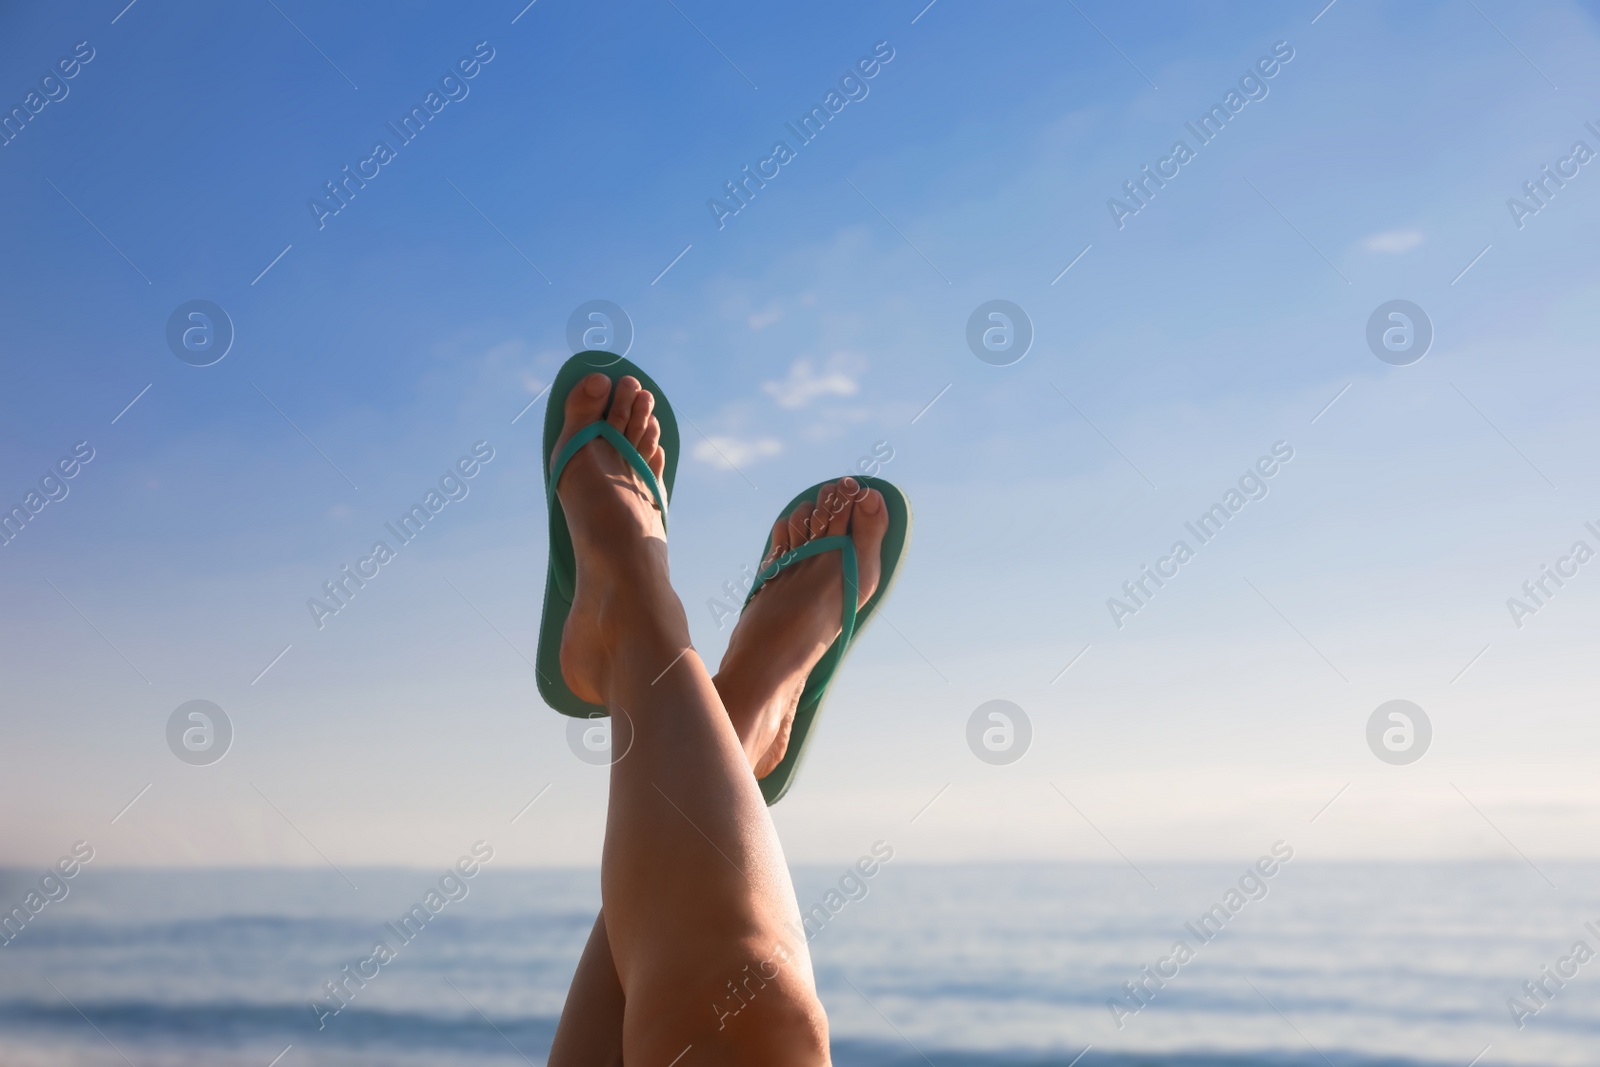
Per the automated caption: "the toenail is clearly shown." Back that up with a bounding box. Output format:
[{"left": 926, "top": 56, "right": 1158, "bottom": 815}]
[
  {"left": 861, "top": 492, "right": 882, "bottom": 514},
  {"left": 584, "top": 374, "right": 609, "bottom": 397}
]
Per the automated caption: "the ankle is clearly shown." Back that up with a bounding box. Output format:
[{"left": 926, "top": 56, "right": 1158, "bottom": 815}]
[
  {"left": 712, "top": 668, "right": 760, "bottom": 738},
  {"left": 599, "top": 580, "right": 688, "bottom": 649},
  {"left": 713, "top": 662, "right": 799, "bottom": 770}
]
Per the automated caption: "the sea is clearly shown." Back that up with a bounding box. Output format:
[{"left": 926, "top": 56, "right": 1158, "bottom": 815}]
[{"left": 0, "top": 863, "right": 1595, "bottom": 1066}]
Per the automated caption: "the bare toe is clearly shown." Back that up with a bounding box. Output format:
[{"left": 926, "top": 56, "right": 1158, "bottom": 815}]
[
  {"left": 606, "top": 375, "right": 643, "bottom": 435},
  {"left": 639, "top": 417, "right": 663, "bottom": 479},
  {"left": 810, "top": 481, "right": 843, "bottom": 539},
  {"left": 785, "top": 502, "right": 812, "bottom": 550},
  {"left": 766, "top": 513, "right": 792, "bottom": 566},
  {"left": 849, "top": 486, "right": 889, "bottom": 606},
  {"left": 624, "top": 387, "right": 655, "bottom": 445},
  {"left": 552, "top": 373, "right": 613, "bottom": 481},
  {"left": 822, "top": 480, "right": 855, "bottom": 538}
]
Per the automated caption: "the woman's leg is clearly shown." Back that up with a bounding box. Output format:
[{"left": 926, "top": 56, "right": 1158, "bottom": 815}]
[
  {"left": 592, "top": 548, "right": 820, "bottom": 1063},
  {"left": 548, "top": 467, "right": 889, "bottom": 1065},
  {"left": 547, "top": 913, "right": 626, "bottom": 1067},
  {"left": 550, "top": 374, "right": 902, "bottom": 1064}
]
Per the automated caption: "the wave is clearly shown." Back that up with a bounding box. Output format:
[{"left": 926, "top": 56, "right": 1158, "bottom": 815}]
[
  {"left": 829, "top": 1047, "right": 1485, "bottom": 1067},
  {"left": 0, "top": 999, "right": 559, "bottom": 1053},
  {"left": 0, "top": 1001, "right": 1548, "bottom": 1067},
  {"left": 3, "top": 908, "right": 602, "bottom": 950}
]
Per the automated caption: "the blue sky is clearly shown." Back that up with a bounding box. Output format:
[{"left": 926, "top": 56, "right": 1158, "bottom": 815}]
[{"left": 4, "top": 0, "right": 1600, "bottom": 870}]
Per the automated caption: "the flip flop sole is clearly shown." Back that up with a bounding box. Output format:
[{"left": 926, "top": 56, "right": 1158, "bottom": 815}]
[
  {"left": 537, "top": 351, "right": 680, "bottom": 718},
  {"left": 746, "top": 476, "right": 911, "bottom": 805}
]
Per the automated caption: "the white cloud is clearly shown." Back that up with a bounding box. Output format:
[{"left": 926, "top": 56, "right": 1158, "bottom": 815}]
[
  {"left": 477, "top": 339, "right": 552, "bottom": 410},
  {"left": 761, "top": 353, "right": 860, "bottom": 409},
  {"left": 1362, "top": 229, "right": 1424, "bottom": 253},
  {"left": 482, "top": 339, "right": 527, "bottom": 362},
  {"left": 692, "top": 435, "right": 783, "bottom": 470},
  {"left": 747, "top": 304, "right": 784, "bottom": 331}
]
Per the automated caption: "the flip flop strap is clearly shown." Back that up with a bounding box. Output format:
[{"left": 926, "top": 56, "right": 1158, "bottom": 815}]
[
  {"left": 748, "top": 534, "right": 859, "bottom": 654},
  {"left": 548, "top": 421, "right": 667, "bottom": 525}
]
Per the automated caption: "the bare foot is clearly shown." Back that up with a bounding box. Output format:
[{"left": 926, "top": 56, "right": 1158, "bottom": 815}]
[
  {"left": 550, "top": 372, "right": 681, "bottom": 706},
  {"left": 713, "top": 478, "right": 889, "bottom": 778}
]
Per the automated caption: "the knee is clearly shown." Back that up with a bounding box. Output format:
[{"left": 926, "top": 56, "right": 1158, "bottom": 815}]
[
  {"left": 707, "top": 944, "right": 828, "bottom": 1063},
  {"left": 631, "top": 941, "right": 829, "bottom": 1065},
  {"left": 719, "top": 979, "right": 829, "bottom": 1065}
]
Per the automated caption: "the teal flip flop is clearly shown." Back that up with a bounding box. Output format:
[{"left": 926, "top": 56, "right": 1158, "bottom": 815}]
[
  {"left": 744, "top": 477, "right": 911, "bottom": 805},
  {"left": 538, "top": 350, "right": 680, "bottom": 717}
]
